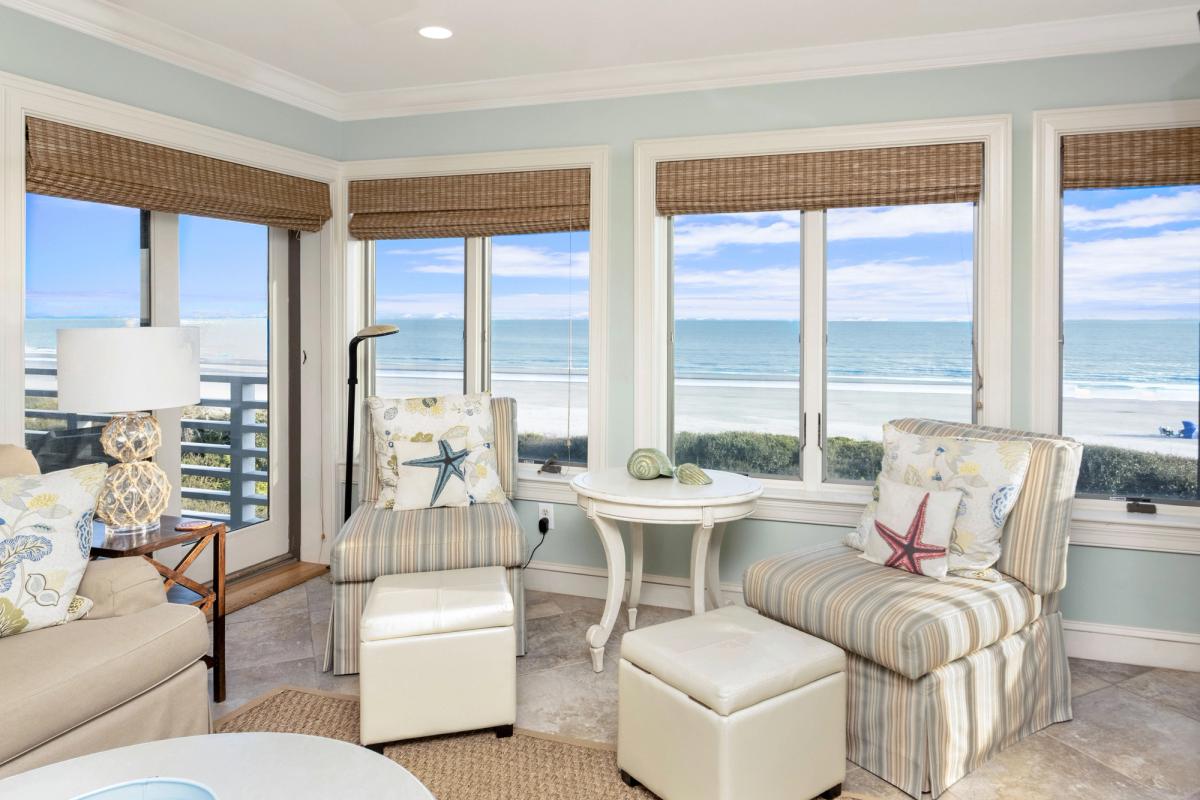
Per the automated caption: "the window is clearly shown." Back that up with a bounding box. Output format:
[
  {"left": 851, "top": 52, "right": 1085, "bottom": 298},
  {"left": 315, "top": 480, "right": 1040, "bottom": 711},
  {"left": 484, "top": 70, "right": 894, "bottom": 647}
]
[
  {"left": 824, "top": 203, "right": 977, "bottom": 482},
  {"left": 1060, "top": 185, "right": 1199, "bottom": 503},
  {"left": 373, "top": 237, "right": 467, "bottom": 398},
  {"left": 670, "top": 212, "right": 802, "bottom": 478},
  {"left": 665, "top": 204, "right": 978, "bottom": 482},
  {"left": 369, "top": 231, "right": 591, "bottom": 467},
  {"left": 23, "top": 194, "right": 149, "bottom": 472},
  {"left": 490, "top": 230, "right": 589, "bottom": 466},
  {"left": 179, "top": 215, "right": 273, "bottom": 530},
  {"left": 641, "top": 122, "right": 1006, "bottom": 502}
]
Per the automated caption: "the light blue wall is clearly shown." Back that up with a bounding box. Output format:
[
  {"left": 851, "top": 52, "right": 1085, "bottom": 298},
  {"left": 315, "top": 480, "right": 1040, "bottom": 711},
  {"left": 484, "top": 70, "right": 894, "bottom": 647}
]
[
  {"left": 2, "top": 2, "right": 1197, "bottom": 634},
  {"left": 345, "top": 46, "right": 1200, "bottom": 635},
  {"left": 0, "top": 6, "right": 341, "bottom": 158}
]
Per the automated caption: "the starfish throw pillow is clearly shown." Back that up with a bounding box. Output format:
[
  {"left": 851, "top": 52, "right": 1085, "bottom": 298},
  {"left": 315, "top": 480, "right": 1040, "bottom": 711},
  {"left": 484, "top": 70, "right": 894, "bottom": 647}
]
[
  {"left": 388, "top": 436, "right": 471, "bottom": 510},
  {"left": 369, "top": 392, "right": 508, "bottom": 510},
  {"left": 861, "top": 476, "right": 961, "bottom": 579}
]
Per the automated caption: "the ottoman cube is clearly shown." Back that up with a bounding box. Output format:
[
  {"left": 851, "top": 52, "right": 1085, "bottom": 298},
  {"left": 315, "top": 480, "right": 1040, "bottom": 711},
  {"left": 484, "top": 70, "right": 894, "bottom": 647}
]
[
  {"left": 618, "top": 605, "right": 846, "bottom": 800},
  {"left": 359, "top": 567, "right": 516, "bottom": 745}
]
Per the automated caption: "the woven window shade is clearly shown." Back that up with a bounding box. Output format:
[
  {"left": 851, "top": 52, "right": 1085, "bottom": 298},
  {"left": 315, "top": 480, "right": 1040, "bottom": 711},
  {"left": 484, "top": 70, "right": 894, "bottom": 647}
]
[
  {"left": 348, "top": 168, "right": 590, "bottom": 240},
  {"left": 1062, "top": 127, "right": 1200, "bottom": 190},
  {"left": 25, "top": 117, "right": 332, "bottom": 232},
  {"left": 656, "top": 142, "right": 983, "bottom": 216}
]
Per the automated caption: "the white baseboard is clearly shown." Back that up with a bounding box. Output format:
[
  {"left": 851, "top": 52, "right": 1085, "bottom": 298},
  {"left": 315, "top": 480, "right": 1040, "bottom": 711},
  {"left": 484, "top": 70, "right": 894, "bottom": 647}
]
[
  {"left": 1062, "top": 620, "right": 1200, "bottom": 672},
  {"left": 524, "top": 560, "right": 1200, "bottom": 672}
]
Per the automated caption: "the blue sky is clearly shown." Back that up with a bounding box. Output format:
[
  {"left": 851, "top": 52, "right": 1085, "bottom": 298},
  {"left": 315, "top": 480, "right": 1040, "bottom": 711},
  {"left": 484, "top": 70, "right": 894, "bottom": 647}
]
[{"left": 25, "top": 187, "right": 1199, "bottom": 322}]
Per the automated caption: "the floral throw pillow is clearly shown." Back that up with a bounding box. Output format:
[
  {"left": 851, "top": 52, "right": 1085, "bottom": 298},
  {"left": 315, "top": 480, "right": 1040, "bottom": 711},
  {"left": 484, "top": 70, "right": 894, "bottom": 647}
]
[
  {"left": 861, "top": 477, "right": 960, "bottom": 579},
  {"left": 847, "top": 424, "right": 1032, "bottom": 580},
  {"left": 0, "top": 463, "right": 106, "bottom": 638},
  {"left": 369, "top": 393, "right": 507, "bottom": 510}
]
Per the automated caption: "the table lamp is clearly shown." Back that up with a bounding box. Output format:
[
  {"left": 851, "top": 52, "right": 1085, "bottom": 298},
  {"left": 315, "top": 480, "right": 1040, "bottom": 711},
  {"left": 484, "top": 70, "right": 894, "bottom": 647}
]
[{"left": 56, "top": 326, "right": 200, "bottom": 535}]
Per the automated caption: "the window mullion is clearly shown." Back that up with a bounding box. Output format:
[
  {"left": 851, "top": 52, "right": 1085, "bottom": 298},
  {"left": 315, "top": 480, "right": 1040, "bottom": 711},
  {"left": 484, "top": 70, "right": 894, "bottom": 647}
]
[
  {"left": 801, "top": 211, "right": 825, "bottom": 489},
  {"left": 148, "top": 211, "right": 182, "bottom": 515},
  {"left": 463, "top": 237, "right": 487, "bottom": 394}
]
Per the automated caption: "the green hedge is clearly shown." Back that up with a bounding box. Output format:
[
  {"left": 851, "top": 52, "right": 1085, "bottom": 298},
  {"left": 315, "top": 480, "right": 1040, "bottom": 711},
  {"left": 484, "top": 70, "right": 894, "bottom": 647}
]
[{"left": 518, "top": 428, "right": 1196, "bottom": 500}]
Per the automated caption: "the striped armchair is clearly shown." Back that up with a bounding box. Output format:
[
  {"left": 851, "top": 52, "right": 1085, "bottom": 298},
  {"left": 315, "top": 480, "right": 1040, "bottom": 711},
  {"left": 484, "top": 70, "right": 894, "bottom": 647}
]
[
  {"left": 744, "top": 419, "right": 1083, "bottom": 798},
  {"left": 323, "top": 397, "right": 527, "bottom": 675}
]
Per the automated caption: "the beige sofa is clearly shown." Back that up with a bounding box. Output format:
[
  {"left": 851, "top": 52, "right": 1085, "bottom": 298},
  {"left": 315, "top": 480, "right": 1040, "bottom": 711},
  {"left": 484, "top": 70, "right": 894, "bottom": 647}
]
[{"left": 0, "top": 446, "right": 211, "bottom": 778}]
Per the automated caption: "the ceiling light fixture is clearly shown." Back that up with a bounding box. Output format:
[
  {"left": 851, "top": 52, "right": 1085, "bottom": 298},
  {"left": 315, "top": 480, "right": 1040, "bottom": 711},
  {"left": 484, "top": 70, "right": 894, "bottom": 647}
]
[{"left": 418, "top": 26, "right": 453, "bottom": 40}]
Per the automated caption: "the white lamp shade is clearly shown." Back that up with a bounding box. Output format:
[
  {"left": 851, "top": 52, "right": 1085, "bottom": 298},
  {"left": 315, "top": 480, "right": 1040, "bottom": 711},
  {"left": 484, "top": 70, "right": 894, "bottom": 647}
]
[{"left": 56, "top": 327, "right": 201, "bottom": 413}]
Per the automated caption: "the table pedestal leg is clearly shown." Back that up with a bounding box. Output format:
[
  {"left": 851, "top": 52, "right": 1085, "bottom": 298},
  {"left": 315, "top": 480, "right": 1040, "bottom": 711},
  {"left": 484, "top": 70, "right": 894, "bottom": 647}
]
[
  {"left": 627, "top": 522, "right": 644, "bottom": 630},
  {"left": 705, "top": 523, "right": 726, "bottom": 610},
  {"left": 585, "top": 515, "right": 626, "bottom": 672},
  {"left": 688, "top": 523, "right": 714, "bottom": 616}
]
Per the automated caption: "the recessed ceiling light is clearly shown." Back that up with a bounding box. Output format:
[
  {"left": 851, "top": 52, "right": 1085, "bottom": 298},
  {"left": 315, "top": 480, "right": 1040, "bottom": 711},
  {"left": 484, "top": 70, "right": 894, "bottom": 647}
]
[{"left": 418, "top": 26, "right": 453, "bottom": 40}]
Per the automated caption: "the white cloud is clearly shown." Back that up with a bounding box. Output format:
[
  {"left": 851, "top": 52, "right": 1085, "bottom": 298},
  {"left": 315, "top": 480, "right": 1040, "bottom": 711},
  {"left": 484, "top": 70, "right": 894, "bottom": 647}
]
[
  {"left": 375, "top": 293, "right": 465, "bottom": 319},
  {"left": 675, "top": 266, "right": 800, "bottom": 292},
  {"left": 1064, "top": 190, "right": 1200, "bottom": 231},
  {"left": 1063, "top": 226, "right": 1200, "bottom": 318},
  {"left": 826, "top": 204, "right": 974, "bottom": 241},
  {"left": 381, "top": 244, "right": 463, "bottom": 259},
  {"left": 408, "top": 242, "right": 588, "bottom": 280},
  {"left": 672, "top": 204, "right": 973, "bottom": 257},
  {"left": 400, "top": 263, "right": 463, "bottom": 275}
]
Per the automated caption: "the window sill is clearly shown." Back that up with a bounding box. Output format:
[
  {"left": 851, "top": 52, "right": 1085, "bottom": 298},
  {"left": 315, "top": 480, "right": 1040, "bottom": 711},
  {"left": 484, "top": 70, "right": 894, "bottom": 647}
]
[{"left": 1068, "top": 500, "right": 1200, "bottom": 554}]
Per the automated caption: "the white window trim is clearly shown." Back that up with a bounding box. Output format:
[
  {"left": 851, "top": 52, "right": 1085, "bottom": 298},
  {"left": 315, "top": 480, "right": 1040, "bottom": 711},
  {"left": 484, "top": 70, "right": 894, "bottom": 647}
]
[
  {"left": 1031, "top": 99, "right": 1200, "bottom": 554},
  {"left": 633, "top": 115, "right": 1012, "bottom": 523},
  {"left": 342, "top": 145, "right": 610, "bottom": 505}
]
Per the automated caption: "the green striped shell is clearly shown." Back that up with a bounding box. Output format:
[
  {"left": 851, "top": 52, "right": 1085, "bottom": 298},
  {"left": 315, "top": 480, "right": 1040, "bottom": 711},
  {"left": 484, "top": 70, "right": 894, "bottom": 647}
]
[
  {"left": 626, "top": 448, "right": 674, "bottom": 480},
  {"left": 674, "top": 463, "right": 712, "bottom": 485}
]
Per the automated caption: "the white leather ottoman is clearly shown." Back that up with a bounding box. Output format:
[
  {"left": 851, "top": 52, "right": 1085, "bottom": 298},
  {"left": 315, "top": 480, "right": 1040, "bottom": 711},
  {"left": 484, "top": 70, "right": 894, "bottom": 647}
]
[
  {"left": 359, "top": 567, "right": 516, "bottom": 747},
  {"left": 617, "top": 605, "right": 846, "bottom": 800}
]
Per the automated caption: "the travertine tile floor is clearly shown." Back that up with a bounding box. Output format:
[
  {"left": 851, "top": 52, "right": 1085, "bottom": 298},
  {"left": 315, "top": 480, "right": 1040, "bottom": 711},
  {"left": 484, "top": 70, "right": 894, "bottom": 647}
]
[{"left": 212, "top": 575, "right": 1200, "bottom": 800}]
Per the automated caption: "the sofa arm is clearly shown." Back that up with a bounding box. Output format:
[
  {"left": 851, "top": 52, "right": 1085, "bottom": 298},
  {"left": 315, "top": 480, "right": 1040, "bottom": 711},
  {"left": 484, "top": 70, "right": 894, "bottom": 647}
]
[{"left": 77, "top": 558, "right": 165, "bottom": 619}]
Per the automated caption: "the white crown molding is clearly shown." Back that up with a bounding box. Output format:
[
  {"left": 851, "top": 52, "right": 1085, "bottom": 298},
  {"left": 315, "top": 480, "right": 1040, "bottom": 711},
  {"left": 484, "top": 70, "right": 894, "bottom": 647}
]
[
  {"left": 0, "top": 0, "right": 345, "bottom": 118},
  {"left": 2, "top": 1, "right": 1197, "bottom": 121}
]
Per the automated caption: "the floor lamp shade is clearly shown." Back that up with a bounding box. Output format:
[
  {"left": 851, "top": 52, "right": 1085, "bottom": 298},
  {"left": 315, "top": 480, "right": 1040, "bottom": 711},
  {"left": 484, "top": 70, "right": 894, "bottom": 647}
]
[
  {"left": 54, "top": 326, "right": 200, "bottom": 535},
  {"left": 56, "top": 327, "right": 200, "bottom": 413}
]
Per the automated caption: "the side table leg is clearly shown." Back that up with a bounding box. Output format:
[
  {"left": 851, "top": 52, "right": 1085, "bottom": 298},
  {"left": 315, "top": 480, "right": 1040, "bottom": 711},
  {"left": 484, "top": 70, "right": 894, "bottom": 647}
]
[
  {"left": 688, "top": 523, "right": 713, "bottom": 616},
  {"left": 627, "top": 522, "right": 644, "bottom": 630},
  {"left": 213, "top": 525, "right": 227, "bottom": 703},
  {"left": 705, "top": 523, "right": 726, "bottom": 610},
  {"left": 585, "top": 515, "right": 626, "bottom": 673}
]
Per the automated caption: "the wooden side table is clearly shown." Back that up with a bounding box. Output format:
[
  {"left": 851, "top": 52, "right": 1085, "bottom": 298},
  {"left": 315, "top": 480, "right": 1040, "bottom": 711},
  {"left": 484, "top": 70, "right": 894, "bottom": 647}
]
[
  {"left": 570, "top": 468, "right": 763, "bottom": 672},
  {"left": 91, "top": 515, "right": 227, "bottom": 702}
]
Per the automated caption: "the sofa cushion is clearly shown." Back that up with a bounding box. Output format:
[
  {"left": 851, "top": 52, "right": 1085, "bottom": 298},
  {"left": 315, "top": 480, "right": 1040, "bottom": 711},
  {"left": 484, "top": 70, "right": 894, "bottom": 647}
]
[
  {"left": 0, "top": 601, "right": 208, "bottom": 764},
  {"left": 330, "top": 501, "right": 526, "bottom": 583},
  {"left": 743, "top": 543, "right": 1041, "bottom": 680}
]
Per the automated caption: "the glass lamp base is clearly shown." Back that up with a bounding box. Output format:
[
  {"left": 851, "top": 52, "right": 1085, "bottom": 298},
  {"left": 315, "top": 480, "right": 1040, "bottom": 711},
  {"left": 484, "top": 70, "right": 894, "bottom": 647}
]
[{"left": 102, "top": 519, "right": 163, "bottom": 537}]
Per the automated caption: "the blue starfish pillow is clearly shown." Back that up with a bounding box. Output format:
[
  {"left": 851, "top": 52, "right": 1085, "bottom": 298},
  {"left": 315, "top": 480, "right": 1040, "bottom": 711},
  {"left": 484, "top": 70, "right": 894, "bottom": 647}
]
[
  {"left": 861, "top": 476, "right": 961, "bottom": 579},
  {"left": 389, "top": 436, "right": 471, "bottom": 511}
]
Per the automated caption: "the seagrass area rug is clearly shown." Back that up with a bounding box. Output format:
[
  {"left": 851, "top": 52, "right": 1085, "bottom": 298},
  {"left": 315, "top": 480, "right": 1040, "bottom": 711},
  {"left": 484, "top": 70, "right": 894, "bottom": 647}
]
[{"left": 215, "top": 687, "right": 878, "bottom": 800}]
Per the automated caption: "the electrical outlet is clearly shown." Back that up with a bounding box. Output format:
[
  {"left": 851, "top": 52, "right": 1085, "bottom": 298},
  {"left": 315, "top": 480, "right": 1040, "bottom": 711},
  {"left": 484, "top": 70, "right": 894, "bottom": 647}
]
[{"left": 537, "top": 503, "right": 555, "bottom": 530}]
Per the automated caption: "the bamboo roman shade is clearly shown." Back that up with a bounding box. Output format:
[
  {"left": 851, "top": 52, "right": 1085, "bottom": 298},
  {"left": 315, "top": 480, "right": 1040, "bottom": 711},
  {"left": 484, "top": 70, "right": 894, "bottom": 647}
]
[
  {"left": 656, "top": 142, "right": 984, "bottom": 216},
  {"left": 26, "top": 117, "right": 332, "bottom": 232},
  {"left": 1062, "top": 126, "right": 1200, "bottom": 190},
  {"left": 347, "top": 168, "right": 590, "bottom": 240}
]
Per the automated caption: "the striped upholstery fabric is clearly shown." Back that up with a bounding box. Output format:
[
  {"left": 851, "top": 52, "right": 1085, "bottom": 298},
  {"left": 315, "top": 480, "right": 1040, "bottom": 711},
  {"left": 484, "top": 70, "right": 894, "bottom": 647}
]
[
  {"left": 331, "top": 502, "right": 525, "bottom": 583},
  {"left": 324, "top": 566, "right": 525, "bottom": 676},
  {"left": 743, "top": 544, "right": 1041, "bottom": 680},
  {"left": 846, "top": 613, "right": 1071, "bottom": 798},
  {"left": 890, "top": 419, "right": 1082, "bottom": 596},
  {"left": 360, "top": 396, "right": 517, "bottom": 504}
]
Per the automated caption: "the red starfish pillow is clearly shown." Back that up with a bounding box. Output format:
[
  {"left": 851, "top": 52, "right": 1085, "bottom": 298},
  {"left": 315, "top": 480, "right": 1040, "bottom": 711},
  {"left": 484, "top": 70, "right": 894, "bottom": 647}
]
[{"left": 861, "top": 476, "right": 961, "bottom": 579}]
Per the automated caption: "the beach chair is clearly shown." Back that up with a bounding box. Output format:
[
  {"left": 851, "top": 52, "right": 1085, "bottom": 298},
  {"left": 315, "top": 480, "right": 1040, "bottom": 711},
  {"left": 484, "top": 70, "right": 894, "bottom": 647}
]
[{"left": 1181, "top": 421, "right": 1197, "bottom": 439}]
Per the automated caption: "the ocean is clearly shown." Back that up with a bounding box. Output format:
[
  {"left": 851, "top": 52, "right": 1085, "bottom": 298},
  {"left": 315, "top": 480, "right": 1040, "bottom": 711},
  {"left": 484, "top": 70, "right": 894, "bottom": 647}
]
[{"left": 22, "top": 317, "right": 1199, "bottom": 401}]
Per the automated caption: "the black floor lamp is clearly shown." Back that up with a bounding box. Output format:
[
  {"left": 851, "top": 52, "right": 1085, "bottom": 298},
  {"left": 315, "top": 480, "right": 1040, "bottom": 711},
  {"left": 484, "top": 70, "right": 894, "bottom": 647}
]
[{"left": 345, "top": 324, "right": 399, "bottom": 523}]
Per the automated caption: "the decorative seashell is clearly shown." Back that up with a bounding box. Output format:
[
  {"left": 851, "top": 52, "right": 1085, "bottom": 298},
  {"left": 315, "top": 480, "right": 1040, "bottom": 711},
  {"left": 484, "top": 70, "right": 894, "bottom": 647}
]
[
  {"left": 626, "top": 448, "right": 674, "bottom": 480},
  {"left": 674, "top": 463, "right": 712, "bottom": 485}
]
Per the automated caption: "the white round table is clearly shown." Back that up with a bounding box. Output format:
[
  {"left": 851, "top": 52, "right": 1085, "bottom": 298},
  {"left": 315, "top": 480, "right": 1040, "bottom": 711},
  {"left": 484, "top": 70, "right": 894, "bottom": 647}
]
[
  {"left": 0, "top": 733, "right": 434, "bottom": 799},
  {"left": 571, "top": 467, "right": 763, "bottom": 672}
]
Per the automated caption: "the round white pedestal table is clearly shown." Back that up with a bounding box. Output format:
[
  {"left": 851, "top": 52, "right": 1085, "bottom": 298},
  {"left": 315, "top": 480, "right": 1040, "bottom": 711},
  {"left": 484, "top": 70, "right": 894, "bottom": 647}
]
[
  {"left": 570, "top": 467, "right": 763, "bottom": 672},
  {"left": 0, "top": 733, "right": 434, "bottom": 799}
]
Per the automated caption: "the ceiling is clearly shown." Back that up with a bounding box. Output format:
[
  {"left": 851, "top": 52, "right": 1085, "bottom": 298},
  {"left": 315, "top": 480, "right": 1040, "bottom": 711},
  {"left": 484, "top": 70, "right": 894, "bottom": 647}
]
[{"left": 4, "top": 0, "right": 1196, "bottom": 119}]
